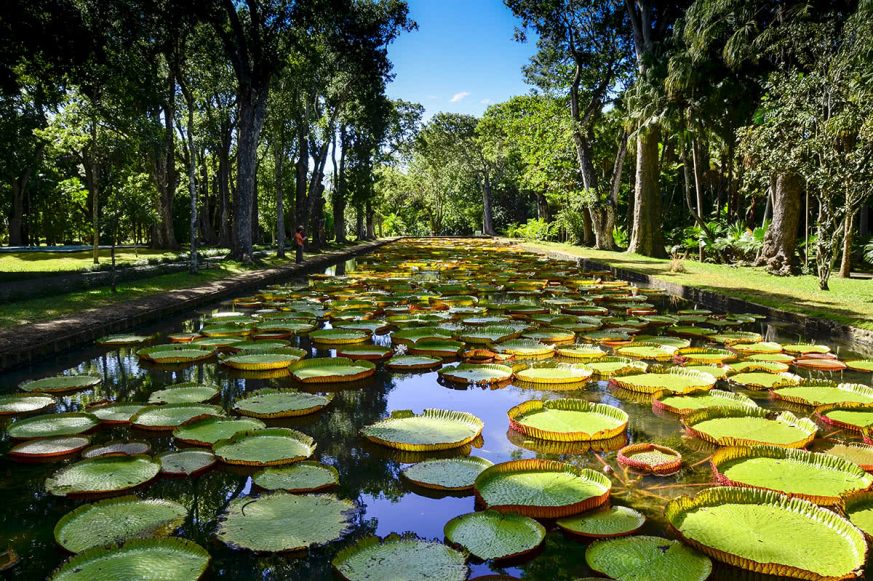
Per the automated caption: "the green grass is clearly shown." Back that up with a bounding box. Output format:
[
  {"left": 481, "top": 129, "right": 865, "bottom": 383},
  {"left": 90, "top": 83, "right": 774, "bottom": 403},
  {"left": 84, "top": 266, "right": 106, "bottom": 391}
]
[
  {"left": 0, "top": 249, "right": 181, "bottom": 273},
  {"left": 521, "top": 240, "right": 873, "bottom": 332},
  {"left": 0, "top": 243, "right": 359, "bottom": 329}
]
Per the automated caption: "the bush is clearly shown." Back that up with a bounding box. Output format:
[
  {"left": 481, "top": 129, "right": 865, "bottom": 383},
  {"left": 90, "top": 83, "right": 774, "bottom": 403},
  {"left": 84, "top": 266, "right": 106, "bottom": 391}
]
[{"left": 505, "top": 218, "right": 558, "bottom": 241}]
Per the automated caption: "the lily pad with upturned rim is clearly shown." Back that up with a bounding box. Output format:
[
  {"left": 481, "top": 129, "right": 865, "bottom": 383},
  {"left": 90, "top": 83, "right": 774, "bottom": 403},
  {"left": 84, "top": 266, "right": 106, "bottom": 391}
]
[
  {"left": 683, "top": 407, "right": 817, "bottom": 448},
  {"left": 617, "top": 443, "right": 682, "bottom": 475},
  {"left": 219, "top": 352, "right": 303, "bottom": 370},
  {"left": 514, "top": 363, "right": 593, "bottom": 385},
  {"left": 401, "top": 456, "right": 494, "bottom": 491},
  {"left": 212, "top": 427, "right": 315, "bottom": 466},
  {"left": 0, "top": 393, "right": 55, "bottom": 416},
  {"left": 555, "top": 344, "right": 606, "bottom": 359},
  {"left": 438, "top": 363, "right": 513, "bottom": 385},
  {"left": 665, "top": 486, "right": 867, "bottom": 579},
  {"left": 361, "top": 409, "right": 483, "bottom": 451},
  {"left": 130, "top": 404, "right": 224, "bottom": 431},
  {"left": 53, "top": 496, "right": 188, "bottom": 553},
  {"left": 474, "top": 459, "right": 611, "bottom": 518},
  {"left": 216, "top": 492, "right": 353, "bottom": 552},
  {"left": 585, "top": 535, "right": 712, "bottom": 581},
  {"left": 675, "top": 347, "right": 737, "bottom": 365},
  {"left": 493, "top": 339, "right": 555, "bottom": 359},
  {"left": 815, "top": 402, "right": 873, "bottom": 432},
  {"left": 45, "top": 455, "right": 161, "bottom": 497},
  {"left": 826, "top": 443, "right": 873, "bottom": 471},
  {"left": 7, "top": 412, "right": 99, "bottom": 439},
  {"left": 332, "top": 534, "right": 468, "bottom": 581},
  {"left": 729, "top": 371, "right": 802, "bottom": 390},
  {"left": 846, "top": 360, "right": 873, "bottom": 373},
  {"left": 159, "top": 449, "right": 216, "bottom": 476},
  {"left": 233, "top": 389, "right": 333, "bottom": 418},
  {"left": 310, "top": 328, "right": 370, "bottom": 344},
  {"left": 147, "top": 383, "right": 219, "bottom": 404},
  {"left": 711, "top": 445, "right": 873, "bottom": 505},
  {"left": 443, "top": 510, "right": 545, "bottom": 560},
  {"left": 172, "top": 416, "right": 266, "bottom": 446},
  {"left": 253, "top": 461, "right": 340, "bottom": 492},
  {"left": 614, "top": 343, "right": 677, "bottom": 361},
  {"left": 50, "top": 538, "right": 209, "bottom": 581},
  {"left": 81, "top": 441, "right": 151, "bottom": 459},
  {"left": 610, "top": 368, "right": 716, "bottom": 395},
  {"left": 585, "top": 357, "right": 647, "bottom": 378},
  {"left": 386, "top": 355, "right": 443, "bottom": 371},
  {"left": 507, "top": 399, "right": 627, "bottom": 442},
  {"left": 844, "top": 491, "right": 873, "bottom": 540},
  {"left": 336, "top": 344, "right": 393, "bottom": 360},
  {"left": 652, "top": 389, "right": 757, "bottom": 415},
  {"left": 19, "top": 374, "right": 101, "bottom": 394},
  {"left": 8, "top": 436, "right": 90, "bottom": 461},
  {"left": 408, "top": 339, "right": 465, "bottom": 358},
  {"left": 556, "top": 505, "right": 645, "bottom": 539},
  {"left": 289, "top": 357, "right": 376, "bottom": 383},
  {"left": 89, "top": 404, "right": 147, "bottom": 425},
  {"left": 773, "top": 382, "right": 873, "bottom": 407}
]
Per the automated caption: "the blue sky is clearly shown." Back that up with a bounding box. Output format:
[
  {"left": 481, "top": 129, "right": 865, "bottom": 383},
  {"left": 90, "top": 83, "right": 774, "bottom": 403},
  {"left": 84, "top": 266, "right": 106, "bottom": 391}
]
[{"left": 386, "top": 0, "right": 538, "bottom": 119}]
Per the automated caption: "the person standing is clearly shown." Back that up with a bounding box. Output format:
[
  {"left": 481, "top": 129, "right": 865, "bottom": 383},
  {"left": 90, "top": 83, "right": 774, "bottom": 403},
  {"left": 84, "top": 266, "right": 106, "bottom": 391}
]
[{"left": 294, "top": 226, "right": 305, "bottom": 264}]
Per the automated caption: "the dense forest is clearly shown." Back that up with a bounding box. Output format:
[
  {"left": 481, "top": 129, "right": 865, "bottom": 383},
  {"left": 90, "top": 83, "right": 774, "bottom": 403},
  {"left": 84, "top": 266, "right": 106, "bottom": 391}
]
[{"left": 2, "top": 0, "right": 872, "bottom": 291}]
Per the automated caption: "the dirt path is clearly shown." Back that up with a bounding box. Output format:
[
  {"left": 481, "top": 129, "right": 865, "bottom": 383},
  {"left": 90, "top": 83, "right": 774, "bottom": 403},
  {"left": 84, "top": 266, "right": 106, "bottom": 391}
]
[{"left": 0, "top": 239, "right": 396, "bottom": 371}]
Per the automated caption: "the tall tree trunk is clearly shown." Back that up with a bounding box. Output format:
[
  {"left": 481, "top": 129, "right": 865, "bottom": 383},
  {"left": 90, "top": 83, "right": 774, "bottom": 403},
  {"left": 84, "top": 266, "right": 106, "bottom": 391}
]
[
  {"left": 234, "top": 84, "right": 268, "bottom": 260},
  {"left": 217, "top": 136, "right": 232, "bottom": 247},
  {"left": 199, "top": 150, "right": 216, "bottom": 245},
  {"left": 294, "top": 124, "right": 309, "bottom": 230},
  {"left": 154, "top": 73, "right": 179, "bottom": 250},
  {"left": 582, "top": 209, "right": 594, "bottom": 246},
  {"left": 755, "top": 172, "right": 802, "bottom": 275},
  {"left": 627, "top": 125, "right": 665, "bottom": 257},
  {"left": 306, "top": 138, "right": 331, "bottom": 246},
  {"left": 9, "top": 182, "right": 24, "bottom": 246},
  {"left": 840, "top": 210, "right": 855, "bottom": 278},
  {"left": 481, "top": 172, "right": 495, "bottom": 235},
  {"left": 332, "top": 128, "right": 347, "bottom": 243},
  {"left": 274, "top": 146, "right": 286, "bottom": 258},
  {"left": 366, "top": 201, "right": 375, "bottom": 239},
  {"left": 535, "top": 192, "right": 549, "bottom": 222},
  {"left": 356, "top": 205, "right": 365, "bottom": 240}
]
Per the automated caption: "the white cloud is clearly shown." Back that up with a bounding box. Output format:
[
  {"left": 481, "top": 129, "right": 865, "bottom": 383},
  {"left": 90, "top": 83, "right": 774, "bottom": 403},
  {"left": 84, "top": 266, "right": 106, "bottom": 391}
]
[{"left": 450, "top": 91, "right": 470, "bottom": 103}]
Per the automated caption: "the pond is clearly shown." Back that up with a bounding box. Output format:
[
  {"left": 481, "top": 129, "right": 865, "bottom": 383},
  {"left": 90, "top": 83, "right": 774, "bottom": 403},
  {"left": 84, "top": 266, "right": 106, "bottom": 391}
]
[{"left": 2, "top": 237, "right": 873, "bottom": 580}]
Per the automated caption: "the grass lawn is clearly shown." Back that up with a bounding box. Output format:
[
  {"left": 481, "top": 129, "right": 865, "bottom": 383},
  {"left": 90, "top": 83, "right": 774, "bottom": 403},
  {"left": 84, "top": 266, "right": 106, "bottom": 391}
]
[
  {"left": 521, "top": 240, "right": 873, "bottom": 331},
  {"left": 0, "top": 242, "right": 359, "bottom": 329},
  {"left": 0, "top": 248, "right": 180, "bottom": 273}
]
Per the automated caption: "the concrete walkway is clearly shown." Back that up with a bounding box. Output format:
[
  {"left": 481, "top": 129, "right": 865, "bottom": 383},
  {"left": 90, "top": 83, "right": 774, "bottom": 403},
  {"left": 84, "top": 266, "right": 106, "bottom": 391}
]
[{"left": 0, "top": 238, "right": 397, "bottom": 371}]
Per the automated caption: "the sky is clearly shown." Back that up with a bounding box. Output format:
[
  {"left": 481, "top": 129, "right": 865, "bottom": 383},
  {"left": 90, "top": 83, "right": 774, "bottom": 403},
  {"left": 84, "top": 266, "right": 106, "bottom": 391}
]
[{"left": 386, "top": 0, "right": 538, "bottom": 120}]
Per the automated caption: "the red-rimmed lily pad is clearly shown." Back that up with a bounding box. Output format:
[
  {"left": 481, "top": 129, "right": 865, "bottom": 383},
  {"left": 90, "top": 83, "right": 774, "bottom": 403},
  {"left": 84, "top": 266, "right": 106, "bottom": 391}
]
[
  {"left": 81, "top": 441, "right": 151, "bottom": 459},
  {"left": 385, "top": 354, "right": 443, "bottom": 371},
  {"left": 617, "top": 443, "right": 682, "bottom": 475},
  {"left": 683, "top": 408, "right": 817, "bottom": 448},
  {"left": 8, "top": 436, "right": 90, "bottom": 461},
  {"left": 438, "top": 363, "right": 513, "bottom": 386},
  {"left": 89, "top": 403, "right": 147, "bottom": 425},
  {"left": 0, "top": 393, "right": 55, "bottom": 416},
  {"left": 610, "top": 368, "right": 716, "bottom": 394},
  {"left": 815, "top": 402, "right": 873, "bottom": 432},
  {"left": 772, "top": 382, "right": 873, "bottom": 407},
  {"left": 289, "top": 357, "right": 376, "bottom": 383},
  {"left": 514, "top": 363, "right": 593, "bottom": 385}
]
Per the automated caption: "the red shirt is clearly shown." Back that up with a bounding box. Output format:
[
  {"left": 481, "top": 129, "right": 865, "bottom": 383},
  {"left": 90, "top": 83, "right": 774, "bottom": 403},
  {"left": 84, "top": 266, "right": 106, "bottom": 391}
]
[{"left": 294, "top": 232, "right": 305, "bottom": 246}]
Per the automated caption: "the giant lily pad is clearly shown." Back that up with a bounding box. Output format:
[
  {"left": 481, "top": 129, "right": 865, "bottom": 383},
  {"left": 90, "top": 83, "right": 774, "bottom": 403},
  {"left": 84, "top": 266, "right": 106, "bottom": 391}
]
[
  {"left": 233, "top": 389, "right": 333, "bottom": 418},
  {"left": 333, "top": 534, "right": 468, "bottom": 581},
  {"left": 147, "top": 383, "right": 220, "bottom": 405},
  {"left": 159, "top": 450, "right": 216, "bottom": 476},
  {"left": 684, "top": 408, "right": 817, "bottom": 448},
  {"left": 815, "top": 402, "right": 873, "bottom": 433},
  {"left": 82, "top": 441, "right": 151, "bottom": 459},
  {"left": 289, "top": 357, "right": 376, "bottom": 383},
  {"left": 50, "top": 538, "right": 209, "bottom": 581},
  {"left": 409, "top": 339, "right": 465, "bottom": 358},
  {"left": 89, "top": 404, "right": 146, "bottom": 425},
  {"left": 556, "top": 505, "right": 646, "bottom": 538},
  {"left": 219, "top": 352, "right": 302, "bottom": 370},
  {"left": 19, "top": 374, "right": 101, "bottom": 394},
  {"left": 665, "top": 486, "right": 867, "bottom": 579},
  {"left": 493, "top": 339, "right": 556, "bottom": 359},
  {"left": 675, "top": 347, "right": 737, "bottom": 365},
  {"left": 773, "top": 382, "right": 873, "bottom": 407},
  {"left": 555, "top": 344, "right": 606, "bottom": 359},
  {"left": 508, "top": 399, "right": 627, "bottom": 442},
  {"left": 54, "top": 496, "right": 187, "bottom": 553},
  {"left": 444, "top": 510, "right": 545, "bottom": 560},
  {"left": 438, "top": 363, "right": 513, "bottom": 385},
  {"left": 7, "top": 412, "right": 99, "bottom": 439},
  {"left": 310, "top": 328, "right": 370, "bottom": 344},
  {"left": 216, "top": 492, "right": 353, "bottom": 552},
  {"left": 96, "top": 334, "right": 150, "bottom": 346},
  {"left": 585, "top": 536, "right": 712, "bottom": 581},
  {"left": 8, "top": 436, "right": 90, "bottom": 461},
  {"left": 846, "top": 360, "right": 873, "bottom": 373},
  {"left": 652, "top": 389, "right": 757, "bottom": 415},
  {"left": 212, "top": 427, "right": 315, "bottom": 466},
  {"left": 401, "top": 457, "right": 494, "bottom": 491},
  {"left": 614, "top": 343, "right": 677, "bottom": 362},
  {"left": 361, "top": 409, "right": 483, "bottom": 451},
  {"left": 45, "top": 455, "right": 161, "bottom": 496},
  {"left": 336, "top": 344, "right": 392, "bottom": 360},
  {"left": 0, "top": 393, "right": 55, "bottom": 416},
  {"left": 729, "top": 371, "right": 801, "bottom": 390},
  {"left": 617, "top": 443, "right": 682, "bottom": 475},
  {"left": 253, "top": 461, "right": 340, "bottom": 492},
  {"left": 611, "top": 368, "right": 716, "bottom": 394},
  {"left": 585, "top": 357, "right": 647, "bottom": 378},
  {"left": 460, "top": 326, "right": 520, "bottom": 344},
  {"left": 782, "top": 343, "right": 830, "bottom": 355},
  {"left": 844, "top": 491, "right": 873, "bottom": 539},
  {"left": 386, "top": 355, "right": 443, "bottom": 371},
  {"left": 826, "top": 443, "right": 873, "bottom": 471},
  {"left": 130, "top": 404, "right": 223, "bottom": 431},
  {"left": 474, "top": 459, "right": 611, "bottom": 518},
  {"left": 711, "top": 445, "right": 873, "bottom": 505},
  {"left": 514, "top": 363, "right": 593, "bottom": 385},
  {"left": 173, "top": 416, "right": 266, "bottom": 446}
]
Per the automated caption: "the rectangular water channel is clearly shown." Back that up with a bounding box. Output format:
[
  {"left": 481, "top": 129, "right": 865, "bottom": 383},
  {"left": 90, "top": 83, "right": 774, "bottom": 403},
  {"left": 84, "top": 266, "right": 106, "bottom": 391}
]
[{"left": 1, "top": 237, "right": 872, "bottom": 579}]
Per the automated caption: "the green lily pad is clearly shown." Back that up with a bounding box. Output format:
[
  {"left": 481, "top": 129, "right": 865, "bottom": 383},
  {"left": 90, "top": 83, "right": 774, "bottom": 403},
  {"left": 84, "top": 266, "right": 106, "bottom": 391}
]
[
  {"left": 130, "top": 404, "right": 224, "bottom": 431},
  {"left": 234, "top": 388, "right": 333, "bottom": 418},
  {"left": 51, "top": 538, "right": 209, "bottom": 581},
  {"left": 556, "top": 505, "right": 646, "bottom": 538},
  {"left": 216, "top": 492, "right": 353, "bottom": 552},
  {"left": 54, "top": 496, "right": 187, "bottom": 553},
  {"left": 310, "top": 328, "right": 370, "bottom": 344},
  {"left": 684, "top": 408, "right": 817, "bottom": 448},
  {"left": 401, "top": 457, "right": 494, "bottom": 491},
  {"left": 386, "top": 355, "right": 443, "bottom": 370},
  {"left": 844, "top": 491, "right": 873, "bottom": 538},
  {"left": 159, "top": 450, "right": 216, "bottom": 476},
  {"left": 438, "top": 363, "right": 513, "bottom": 385},
  {"left": 361, "top": 409, "right": 483, "bottom": 451},
  {"left": 748, "top": 352, "right": 796, "bottom": 363},
  {"left": 514, "top": 364, "right": 593, "bottom": 385},
  {"left": 653, "top": 389, "right": 757, "bottom": 415},
  {"left": 585, "top": 357, "right": 647, "bottom": 378},
  {"left": 289, "top": 357, "right": 376, "bottom": 383},
  {"left": 45, "top": 455, "right": 161, "bottom": 496},
  {"left": 816, "top": 403, "right": 873, "bottom": 431},
  {"left": 173, "top": 416, "right": 266, "bottom": 446},
  {"left": 336, "top": 344, "right": 393, "bottom": 360},
  {"left": 665, "top": 486, "right": 866, "bottom": 579},
  {"left": 409, "top": 339, "right": 465, "bottom": 357},
  {"left": 8, "top": 436, "right": 91, "bottom": 461},
  {"left": 444, "top": 510, "right": 545, "bottom": 560},
  {"left": 783, "top": 343, "right": 830, "bottom": 355},
  {"left": 555, "top": 344, "right": 606, "bottom": 359},
  {"left": 7, "top": 412, "right": 99, "bottom": 439},
  {"left": 474, "top": 459, "right": 611, "bottom": 518},
  {"left": 96, "top": 334, "right": 150, "bottom": 346},
  {"left": 494, "top": 339, "right": 556, "bottom": 358},
  {"left": 391, "top": 327, "right": 454, "bottom": 344},
  {"left": 81, "top": 441, "right": 151, "bottom": 459},
  {"left": 19, "top": 374, "right": 101, "bottom": 394},
  {"left": 846, "top": 359, "right": 873, "bottom": 372},
  {"left": 89, "top": 404, "right": 147, "bottom": 424},
  {"left": 729, "top": 371, "right": 801, "bottom": 390},
  {"left": 0, "top": 393, "right": 55, "bottom": 415},
  {"left": 333, "top": 534, "right": 468, "bottom": 581},
  {"left": 212, "top": 427, "right": 315, "bottom": 466},
  {"left": 728, "top": 360, "right": 789, "bottom": 373},
  {"left": 826, "top": 443, "right": 873, "bottom": 470},
  {"left": 147, "top": 383, "right": 220, "bottom": 404},
  {"left": 253, "top": 461, "right": 340, "bottom": 492},
  {"left": 612, "top": 369, "right": 716, "bottom": 394},
  {"left": 676, "top": 347, "right": 736, "bottom": 364},
  {"left": 585, "top": 535, "right": 712, "bottom": 581},
  {"left": 681, "top": 365, "right": 730, "bottom": 379},
  {"left": 773, "top": 382, "right": 873, "bottom": 407},
  {"left": 220, "top": 352, "right": 302, "bottom": 370},
  {"left": 712, "top": 445, "right": 873, "bottom": 504},
  {"left": 614, "top": 343, "right": 677, "bottom": 361},
  {"left": 460, "top": 326, "right": 520, "bottom": 344},
  {"left": 508, "top": 399, "right": 628, "bottom": 442}
]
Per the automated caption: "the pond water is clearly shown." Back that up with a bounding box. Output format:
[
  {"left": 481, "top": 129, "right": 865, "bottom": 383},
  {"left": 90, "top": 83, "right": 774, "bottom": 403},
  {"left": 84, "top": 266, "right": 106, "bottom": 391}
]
[{"left": 1, "top": 239, "right": 872, "bottom": 580}]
